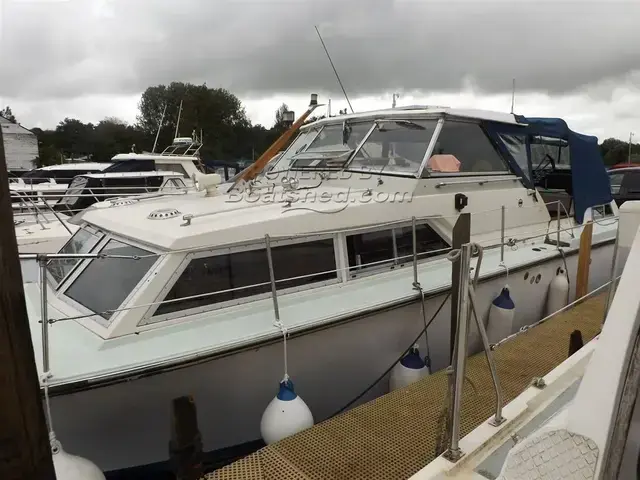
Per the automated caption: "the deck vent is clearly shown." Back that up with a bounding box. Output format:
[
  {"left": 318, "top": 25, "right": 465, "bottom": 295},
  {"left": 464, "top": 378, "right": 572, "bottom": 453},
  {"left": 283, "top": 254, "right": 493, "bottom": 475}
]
[
  {"left": 148, "top": 208, "right": 181, "bottom": 220},
  {"left": 110, "top": 199, "right": 137, "bottom": 207}
]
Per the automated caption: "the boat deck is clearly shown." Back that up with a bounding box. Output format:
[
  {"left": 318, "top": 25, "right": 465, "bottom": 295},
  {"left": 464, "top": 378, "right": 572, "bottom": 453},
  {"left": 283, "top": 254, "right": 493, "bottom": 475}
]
[{"left": 207, "top": 293, "right": 606, "bottom": 480}]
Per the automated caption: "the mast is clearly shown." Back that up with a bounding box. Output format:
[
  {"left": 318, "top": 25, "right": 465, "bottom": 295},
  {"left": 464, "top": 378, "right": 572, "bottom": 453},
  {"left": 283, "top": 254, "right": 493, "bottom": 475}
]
[
  {"left": 174, "top": 100, "right": 183, "bottom": 139},
  {"left": 152, "top": 103, "right": 168, "bottom": 153}
]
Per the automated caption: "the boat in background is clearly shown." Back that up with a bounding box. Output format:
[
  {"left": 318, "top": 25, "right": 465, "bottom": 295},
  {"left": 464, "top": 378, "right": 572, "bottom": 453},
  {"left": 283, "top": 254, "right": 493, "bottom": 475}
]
[
  {"left": 14, "top": 135, "right": 207, "bottom": 255},
  {"left": 11, "top": 162, "right": 112, "bottom": 208}
]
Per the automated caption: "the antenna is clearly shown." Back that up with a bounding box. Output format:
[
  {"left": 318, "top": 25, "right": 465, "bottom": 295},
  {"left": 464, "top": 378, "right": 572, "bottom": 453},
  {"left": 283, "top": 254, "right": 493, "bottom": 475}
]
[
  {"left": 392, "top": 93, "right": 400, "bottom": 108},
  {"left": 152, "top": 103, "right": 168, "bottom": 153},
  {"left": 174, "top": 99, "right": 183, "bottom": 138},
  {"left": 510, "top": 78, "right": 516, "bottom": 114},
  {"left": 314, "top": 25, "right": 354, "bottom": 114}
]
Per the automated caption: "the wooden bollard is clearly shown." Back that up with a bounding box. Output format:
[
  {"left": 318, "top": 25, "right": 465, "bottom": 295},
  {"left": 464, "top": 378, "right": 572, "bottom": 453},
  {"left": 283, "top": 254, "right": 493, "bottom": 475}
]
[
  {"left": 575, "top": 221, "right": 593, "bottom": 299},
  {"left": 169, "top": 396, "right": 204, "bottom": 480},
  {"left": 568, "top": 330, "right": 584, "bottom": 357}
]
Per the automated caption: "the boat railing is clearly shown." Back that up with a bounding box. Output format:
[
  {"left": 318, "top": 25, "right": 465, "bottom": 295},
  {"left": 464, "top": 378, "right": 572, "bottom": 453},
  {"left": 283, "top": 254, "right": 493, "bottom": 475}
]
[
  {"left": 22, "top": 198, "right": 618, "bottom": 442},
  {"left": 12, "top": 184, "right": 194, "bottom": 228},
  {"left": 23, "top": 200, "right": 617, "bottom": 323}
]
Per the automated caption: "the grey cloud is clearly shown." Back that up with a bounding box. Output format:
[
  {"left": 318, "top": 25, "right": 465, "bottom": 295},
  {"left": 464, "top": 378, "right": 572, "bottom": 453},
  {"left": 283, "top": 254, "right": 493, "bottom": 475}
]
[{"left": 1, "top": 0, "right": 639, "bottom": 102}]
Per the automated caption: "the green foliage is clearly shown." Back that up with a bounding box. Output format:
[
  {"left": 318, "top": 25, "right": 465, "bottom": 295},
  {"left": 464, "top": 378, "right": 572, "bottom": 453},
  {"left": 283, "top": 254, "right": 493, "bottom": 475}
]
[{"left": 599, "top": 137, "right": 640, "bottom": 166}]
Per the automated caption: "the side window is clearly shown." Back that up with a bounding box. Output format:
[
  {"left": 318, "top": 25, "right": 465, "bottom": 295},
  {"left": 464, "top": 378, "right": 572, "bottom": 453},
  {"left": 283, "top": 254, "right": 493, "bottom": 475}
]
[
  {"left": 153, "top": 239, "right": 336, "bottom": 316},
  {"left": 156, "top": 163, "right": 189, "bottom": 178},
  {"left": 530, "top": 136, "right": 570, "bottom": 173},
  {"left": 610, "top": 173, "right": 624, "bottom": 195},
  {"left": 497, "top": 134, "right": 529, "bottom": 179},
  {"left": 428, "top": 123, "right": 507, "bottom": 173},
  {"left": 346, "top": 223, "right": 449, "bottom": 274}
]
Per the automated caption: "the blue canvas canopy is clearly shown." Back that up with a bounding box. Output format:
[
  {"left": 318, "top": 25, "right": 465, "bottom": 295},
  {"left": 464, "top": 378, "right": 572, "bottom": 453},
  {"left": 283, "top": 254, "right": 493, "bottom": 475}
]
[{"left": 483, "top": 116, "right": 612, "bottom": 224}]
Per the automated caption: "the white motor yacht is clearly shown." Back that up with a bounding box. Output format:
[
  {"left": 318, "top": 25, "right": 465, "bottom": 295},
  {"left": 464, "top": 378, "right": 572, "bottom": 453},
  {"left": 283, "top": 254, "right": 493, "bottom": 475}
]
[{"left": 24, "top": 105, "right": 619, "bottom": 475}]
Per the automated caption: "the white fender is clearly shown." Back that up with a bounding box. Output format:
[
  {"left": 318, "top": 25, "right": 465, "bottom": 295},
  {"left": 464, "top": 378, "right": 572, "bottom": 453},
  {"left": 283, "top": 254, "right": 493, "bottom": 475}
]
[
  {"left": 546, "top": 267, "right": 569, "bottom": 316},
  {"left": 52, "top": 439, "right": 105, "bottom": 480},
  {"left": 389, "top": 345, "right": 430, "bottom": 392},
  {"left": 260, "top": 378, "right": 314, "bottom": 445},
  {"left": 487, "top": 286, "right": 516, "bottom": 344}
]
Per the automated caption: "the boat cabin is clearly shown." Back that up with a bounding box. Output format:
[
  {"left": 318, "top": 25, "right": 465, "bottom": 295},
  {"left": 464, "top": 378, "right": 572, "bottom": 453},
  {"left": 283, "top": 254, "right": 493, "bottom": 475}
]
[{"left": 38, "top": 107, "right": 615, "bottom": 342}]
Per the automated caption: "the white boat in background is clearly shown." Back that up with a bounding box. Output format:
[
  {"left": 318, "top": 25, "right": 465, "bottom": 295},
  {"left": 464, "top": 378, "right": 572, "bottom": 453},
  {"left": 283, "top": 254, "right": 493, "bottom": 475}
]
[
  {"left": 11, "top": 162, "right": 112, "bottom": 208},
  {"left": 409, "top": 200, "right": 640, "bottom": 480},
  {"left": 24, "top": 102, "right": 620, "bottom": 474},
  {"left": 14, "top": 136, "right": 206, "bottom": 254}
]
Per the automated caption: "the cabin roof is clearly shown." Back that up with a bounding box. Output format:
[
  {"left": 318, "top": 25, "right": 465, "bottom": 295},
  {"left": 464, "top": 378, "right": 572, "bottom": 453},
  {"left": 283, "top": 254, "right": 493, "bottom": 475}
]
[
  {"left": 37, "top": 162, "right": 112, "bottom": 171},
  {"left": 75, "top": 187, "right": 364, "bottom": 251},
  {"left": 302, "top": 106, "right": 525, "bottom": 130},
  {"left": 110, "top": 153, "right": 199, "bottom": 163}
]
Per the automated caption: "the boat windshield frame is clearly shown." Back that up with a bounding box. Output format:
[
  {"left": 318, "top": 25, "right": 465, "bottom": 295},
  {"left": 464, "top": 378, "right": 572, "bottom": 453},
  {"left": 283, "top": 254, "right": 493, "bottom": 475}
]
[
  {"left": 57, "top": 233, "right": 161, "bottom": 327},
  {"left": 46, "top": 224, "right": 105, "bottom": 288}
]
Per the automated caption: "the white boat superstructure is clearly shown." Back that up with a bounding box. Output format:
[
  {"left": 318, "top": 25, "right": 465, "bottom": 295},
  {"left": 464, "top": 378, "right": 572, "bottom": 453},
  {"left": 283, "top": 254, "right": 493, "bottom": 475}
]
[
  {"left": 409, "top": 200, "right": 640, "bottom": 480},
  {"left": 23, "top": 105, "right": 620, "bottom": 473},
  {"left": 14, "top": 136, "right": 207, "bottom": 254},
  {"left": 10, "top": 162, "right": 112, "bottom": 207}
]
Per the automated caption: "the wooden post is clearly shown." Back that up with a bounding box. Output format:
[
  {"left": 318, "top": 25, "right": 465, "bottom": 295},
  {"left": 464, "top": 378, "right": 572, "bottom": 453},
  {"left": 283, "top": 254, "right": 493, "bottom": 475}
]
[
  {"left": 169, "top": 396, "right": 204, "bottom": 480},
  {"left": 450, "top": 213, "right": 471, "bottom": 363},
  {"left": 575, "top": 221, "right": 593, "bottom": 299},
  {"left": 0, "top": 126, "right": 57, "bottom": 478}
]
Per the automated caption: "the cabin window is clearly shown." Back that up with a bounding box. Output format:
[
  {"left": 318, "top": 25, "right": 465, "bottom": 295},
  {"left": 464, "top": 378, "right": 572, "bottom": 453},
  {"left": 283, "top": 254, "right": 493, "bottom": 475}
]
[
  {"left": 64, "top": 239, "right": 157, "bottom": 320},
  {"left": 346, "top": 223, "right": 449, "bottom": 274},
  {"left": 427, "top": 122, "right": 508, "bottom": 173},
  {"left": 46, "top": 226, "right": 103, "bottom": 286},
  {"left": 531, "top": 136, "right": 570, "bottom": 176},
  {"left": 497, "top": 134, "right": 529, "bottom": 179},
  {"left": 153, "top": 239, "right": 337, "bottom": 317},
  {"left": 306, "top": 123, "right": 371, "bottom": 154},
  {"left": 271, "top": 127, "right": 321, "bottom": 171},
  {"left": 348, "top": 120, "right": 438, "bottom": 176},
  {"left": 156, "top": 163, "right": 189, "bottom": 178}
]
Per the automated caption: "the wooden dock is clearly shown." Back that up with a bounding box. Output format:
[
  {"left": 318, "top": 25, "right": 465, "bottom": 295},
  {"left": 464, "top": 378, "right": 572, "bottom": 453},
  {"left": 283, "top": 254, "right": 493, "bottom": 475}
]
[{"left": 207, "top": 294, "right": 606, "bottom": 480}]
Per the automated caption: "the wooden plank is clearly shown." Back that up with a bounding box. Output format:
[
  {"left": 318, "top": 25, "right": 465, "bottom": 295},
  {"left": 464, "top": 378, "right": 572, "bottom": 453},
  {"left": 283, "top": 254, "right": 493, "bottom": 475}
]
[
  {"left": 576, "top": 221, "right": 593, "bottom": 298},
  {"left": 0, "top": 122, "right": 57, "bottom": 479}
]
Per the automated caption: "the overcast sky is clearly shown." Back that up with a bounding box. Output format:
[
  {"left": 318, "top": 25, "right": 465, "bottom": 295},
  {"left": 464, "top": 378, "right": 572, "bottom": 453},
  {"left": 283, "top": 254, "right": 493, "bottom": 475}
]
[{"left": 1, "top": 0, "right": 639, "bottom": 141}]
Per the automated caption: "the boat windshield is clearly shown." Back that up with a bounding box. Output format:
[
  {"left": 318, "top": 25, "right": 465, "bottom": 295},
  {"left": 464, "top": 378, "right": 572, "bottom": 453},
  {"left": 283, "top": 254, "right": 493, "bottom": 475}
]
[
  {"left": 288, "top": 122, "right": 373, "bottom": 170},
  {"left": 64, "top": 239, "right": 158, "bottom": 321},
  {"left": 270, "top": 127, "right": 322, "bottom": 172},
  {"left": 345, "top": 119, "right": 438, "bottom": 176},
  {"left": 46, "top": 226, "right": 104, "bottom": 286}
]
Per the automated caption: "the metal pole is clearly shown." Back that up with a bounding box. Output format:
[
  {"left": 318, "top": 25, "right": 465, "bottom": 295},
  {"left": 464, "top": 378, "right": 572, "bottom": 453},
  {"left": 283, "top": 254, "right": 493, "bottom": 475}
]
[
  {"left": 412, "top": 216, "right": 419, "bottom": 288},
  {"left": 445, "top": 243, "right": 472, "bottom": 461},
  {"left": 265, "top": 234, "right": 280, "bottom": 322},
  {"left": 38, "top": 257, "right": 50, "bottom": 374},
  {"left": 468, "top": 285, "right": 504, "bottom": 426},
  {"left": 605, "top": 222, "right": 620, "bottom": 319},
  {"left": 500, "top": 206, "right": 505, "bottom": 263},
  {"left": 42, "top": 199, "right": 72, "bottom": 236},
  {"left": 556, "top": 200, "right": 561, "bottom": 246}
]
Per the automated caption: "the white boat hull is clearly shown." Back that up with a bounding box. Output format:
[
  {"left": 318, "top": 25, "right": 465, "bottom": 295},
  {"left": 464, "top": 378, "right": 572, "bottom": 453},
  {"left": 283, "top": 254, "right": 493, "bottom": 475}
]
[{"left": 47, "top": 243, "right": 614, "bottom": 473}]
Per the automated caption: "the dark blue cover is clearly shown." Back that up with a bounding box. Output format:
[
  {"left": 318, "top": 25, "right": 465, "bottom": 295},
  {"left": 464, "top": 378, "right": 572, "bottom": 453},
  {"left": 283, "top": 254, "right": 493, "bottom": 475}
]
[{"left": 483, "top": 116, "right": 612, "bottom": 224}]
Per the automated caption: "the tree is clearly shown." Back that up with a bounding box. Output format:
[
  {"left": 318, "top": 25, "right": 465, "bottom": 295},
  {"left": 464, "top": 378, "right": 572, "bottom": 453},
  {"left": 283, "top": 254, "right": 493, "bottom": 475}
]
[
  {"left": 273, "top": 103, "right": 290, "bottom": 131},
  {"left": 136, "top": 82, "right": 251, "bottom": 158},
  {"left": 0, "top": 106, "right": 17, "bottom": 123}
]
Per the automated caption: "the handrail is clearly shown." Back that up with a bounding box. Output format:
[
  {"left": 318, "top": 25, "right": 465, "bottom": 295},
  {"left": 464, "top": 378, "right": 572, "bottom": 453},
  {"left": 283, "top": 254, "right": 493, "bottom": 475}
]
[{"left": 434, "top": 176, "right": 519, "bottom": 189}]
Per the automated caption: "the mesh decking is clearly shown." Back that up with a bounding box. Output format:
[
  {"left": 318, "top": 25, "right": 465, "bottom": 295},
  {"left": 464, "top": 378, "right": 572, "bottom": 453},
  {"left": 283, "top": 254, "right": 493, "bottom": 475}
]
[{"left": 208, "top": 294, "right": 606, "bottom": 480}]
